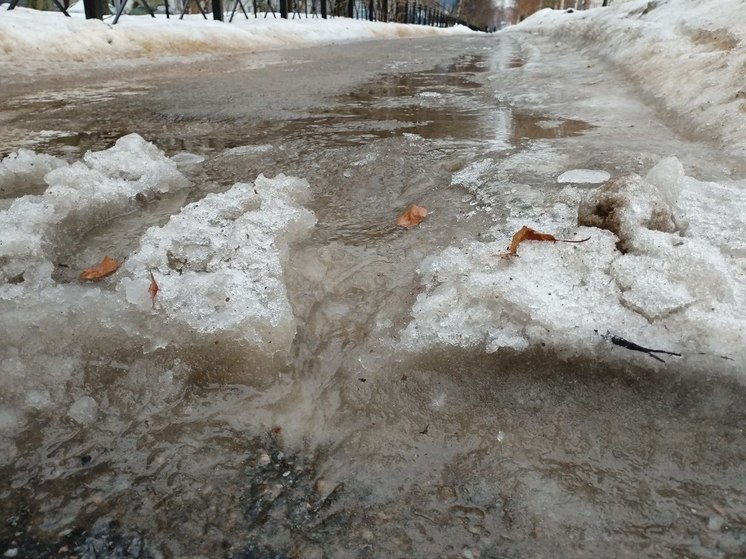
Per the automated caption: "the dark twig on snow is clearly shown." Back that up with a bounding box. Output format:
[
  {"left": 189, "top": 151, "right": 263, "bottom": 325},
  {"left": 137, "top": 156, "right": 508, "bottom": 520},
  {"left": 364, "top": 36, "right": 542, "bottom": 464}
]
[{"left": 599, "top": 330, "right": 682, "bottom": 363}]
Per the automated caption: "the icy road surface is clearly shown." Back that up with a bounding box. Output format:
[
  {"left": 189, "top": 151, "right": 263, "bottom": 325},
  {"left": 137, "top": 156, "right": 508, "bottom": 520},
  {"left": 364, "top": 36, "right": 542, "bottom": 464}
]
[{"left": 1, "top": 34, "right": 745, "bottom": 557}]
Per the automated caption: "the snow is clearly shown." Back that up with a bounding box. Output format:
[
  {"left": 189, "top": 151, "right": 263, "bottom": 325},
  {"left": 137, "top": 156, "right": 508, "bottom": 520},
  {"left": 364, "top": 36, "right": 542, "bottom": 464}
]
[
  {"left": 506, "top": 0, "right": 746, "bottom": 157},
  {"left": 400, "top": 156, "right": 746, "bottom": 372},
  {"left": 0, "top": 136, "right": 316, "bottom": 438},
  {"left": 0, "top": 133, "right": 188, "bottom": 285},
  {"left": 394, "top": 0, "right": 746, "bottom": 373},
  {"left": 119, "top": 173, "right": 316, "bottom": 349},
  {"left": 0, "top": 6, "right": 475, "bottom": 70}
]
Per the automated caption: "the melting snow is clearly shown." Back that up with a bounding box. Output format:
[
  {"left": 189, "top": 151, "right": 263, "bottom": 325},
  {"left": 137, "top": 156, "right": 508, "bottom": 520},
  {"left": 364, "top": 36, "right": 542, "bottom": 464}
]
[
  {"left": 0, "top": 136, "right": 316, "bottom": 438},
  {"left": 400, "top": 157, "right": 746, "bottom": 372}
]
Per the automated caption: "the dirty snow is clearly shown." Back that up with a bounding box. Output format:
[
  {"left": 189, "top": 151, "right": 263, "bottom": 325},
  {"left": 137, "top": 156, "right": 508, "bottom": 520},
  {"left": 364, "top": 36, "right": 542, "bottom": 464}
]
[
  {"left": 0, "top": 136, "right": 315, "bottom": 440},
  {"left": 399, "top": 156, "right": 746, "bottom": 373},
  {"left": 0, "top": 6, "right": 475, "bottom": 70},
  {"left": 506, "top": 0, "right": 746, "bottom": 157},
  {"left": 394, "top": 1, "right": 746, "bottom": 374}
]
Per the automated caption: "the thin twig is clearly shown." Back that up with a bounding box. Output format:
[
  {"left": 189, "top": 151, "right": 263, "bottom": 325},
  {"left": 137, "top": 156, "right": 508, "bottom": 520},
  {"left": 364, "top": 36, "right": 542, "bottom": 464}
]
[{"left": 600, "top": 331, "right": 681, "bottom": 363}]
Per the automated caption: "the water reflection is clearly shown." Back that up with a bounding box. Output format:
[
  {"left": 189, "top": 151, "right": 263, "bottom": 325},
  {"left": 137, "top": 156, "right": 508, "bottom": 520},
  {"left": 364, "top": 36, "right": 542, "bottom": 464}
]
[{"left": 5, "top": 54, "right": 591, "bottom": 160}]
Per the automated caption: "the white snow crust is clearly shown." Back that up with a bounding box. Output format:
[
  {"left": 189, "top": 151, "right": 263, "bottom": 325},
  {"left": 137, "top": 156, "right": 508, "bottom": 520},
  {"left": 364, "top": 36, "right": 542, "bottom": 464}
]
[{"left": 557, "top": 169, "right": 610, "bottom": 184}]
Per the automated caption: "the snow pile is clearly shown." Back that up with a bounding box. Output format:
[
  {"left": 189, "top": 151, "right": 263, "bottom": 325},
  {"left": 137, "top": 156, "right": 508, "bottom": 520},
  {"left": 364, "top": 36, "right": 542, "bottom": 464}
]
[
  {"left": 119, "top": 174, "right": 316, "bottom": 349},
  {"left": 0, "top": 7, "right": 475, "bottom": 68},
  {"left": 0, "top": 149, "right": 66, "bottom": 200},
  {"left": 400, "top": 157, "right": 746, "bottom": 372},
  {"left": 507, "top": 0, "right": 746, "bottom": 156},
  {"left": 0, "top": 138, "right": 316, "bottom": 441},
  {"left": 0, "top": 134, "right": 188, "bottom": 285}
]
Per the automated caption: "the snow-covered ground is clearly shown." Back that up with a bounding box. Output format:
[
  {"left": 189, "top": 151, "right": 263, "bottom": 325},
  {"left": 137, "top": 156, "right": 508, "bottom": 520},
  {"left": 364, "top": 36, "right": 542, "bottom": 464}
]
[
  {"left": 506, "top": 0, "right": 746, "bottom": 157},
  {"left": 0, "top": 5, "right": 474, "bottom": 70}
]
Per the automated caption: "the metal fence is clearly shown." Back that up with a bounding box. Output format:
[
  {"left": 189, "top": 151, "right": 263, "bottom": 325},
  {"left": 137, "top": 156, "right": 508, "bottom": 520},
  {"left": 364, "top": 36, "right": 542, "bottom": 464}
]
[{"left": 3, "top": 0, "right": 487, "bottom": 30}]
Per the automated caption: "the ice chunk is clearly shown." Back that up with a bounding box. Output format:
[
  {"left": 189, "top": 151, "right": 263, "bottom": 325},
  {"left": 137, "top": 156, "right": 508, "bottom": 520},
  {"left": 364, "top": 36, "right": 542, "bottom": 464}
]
[
  {"left": 119, "top": 174, "right": 316, "bottom": 353},
  {"left": 0, "top": 134, "right": 188, "bottom": 285},
  {"left": 557, "top": 169, "right": 610, "bottom": 184},
  {"left": 0, "top": 149, "right": 66, "bottom": 199},
  {"left": 577, "top": 173, "right": 679, "bottom": 253},
  {"left": 644, "top": 156, "right": 684, "bottom": 208},
  {"left": 67, "top": 395, "right": 98, "bottom": 425}
]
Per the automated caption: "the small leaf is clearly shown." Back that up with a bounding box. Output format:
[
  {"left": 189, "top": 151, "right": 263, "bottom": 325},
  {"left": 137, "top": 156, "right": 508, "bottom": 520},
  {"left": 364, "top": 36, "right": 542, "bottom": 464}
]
[
  {"left": 396, "top": 204, "right": 428, "bottom": 229},
  {"left": 148, "top": 271, "right": 159, "bottom": 308},
  {"left": 501, "top": 226, "right": 590, "bottom": 258},
  {"left": 80, "top": 255, "right": 120, "bottom": 281}
]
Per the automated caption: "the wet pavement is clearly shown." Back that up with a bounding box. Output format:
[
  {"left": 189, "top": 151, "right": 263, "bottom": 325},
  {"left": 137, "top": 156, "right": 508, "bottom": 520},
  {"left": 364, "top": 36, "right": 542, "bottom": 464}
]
[{"left": 1, "top": 33, "right": 745, "bottom": 558}]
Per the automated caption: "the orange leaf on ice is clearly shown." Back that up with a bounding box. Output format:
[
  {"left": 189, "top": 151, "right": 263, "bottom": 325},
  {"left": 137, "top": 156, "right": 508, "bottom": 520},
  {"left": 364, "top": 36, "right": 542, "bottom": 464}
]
[
  {"left": 507, "top": 226, "right": 557, "bottom": 255},
  {"left": 396, "top": 204, "right": 428, "bottom": 229},
  {"left": 80, "top": 255, "right": 120, "bottom": 281},
  {"left": 148, "top": 271, "right": 159, "bottom": 307},
  {"left": 501, "top": 226, "right": 590, "bottom": 258}
]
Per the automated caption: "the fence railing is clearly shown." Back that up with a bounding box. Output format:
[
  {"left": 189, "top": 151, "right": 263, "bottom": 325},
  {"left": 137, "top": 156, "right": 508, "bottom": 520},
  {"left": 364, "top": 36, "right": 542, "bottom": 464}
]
[{"left": 3, "top": 0, "right": 488, "bottom": 30}]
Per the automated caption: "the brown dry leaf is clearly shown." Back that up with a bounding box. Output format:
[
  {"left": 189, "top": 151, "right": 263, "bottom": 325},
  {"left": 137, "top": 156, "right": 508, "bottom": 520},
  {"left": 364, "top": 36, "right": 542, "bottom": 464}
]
[
  {"left": 148, "top": 271, "right": 159, "bottom": 307},
  {"left": 80, "top": 255, "right": 120, "bottom": 281},
  {"left": 500, "top": 226, "right": 590, "bottom": 259},
  {"left": 396, "top": 204, "right": 428, "bottom": 229}
]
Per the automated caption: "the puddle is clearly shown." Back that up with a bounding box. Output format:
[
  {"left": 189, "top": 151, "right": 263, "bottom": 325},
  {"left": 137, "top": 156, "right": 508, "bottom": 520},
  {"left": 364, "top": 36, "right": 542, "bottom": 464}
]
[
  {"left": 512, "top": 113, "right": 592, "bottom": 140},
  {"left": 509, "top": 55, "right": 525, "bottom": 68},
  {"left": 2, "top": 54, "right": 591, "bottom": 162}
]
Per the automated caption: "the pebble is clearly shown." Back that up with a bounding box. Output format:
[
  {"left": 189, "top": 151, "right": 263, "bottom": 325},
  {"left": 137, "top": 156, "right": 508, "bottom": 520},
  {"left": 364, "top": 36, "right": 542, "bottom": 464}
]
[
  {"left": 707, "top": 515, "right": 724, "bottom": 531},
  {"left": 437, "top": 485, "right": 457, "bottom": 502},
  {"left": 361, "top": 528, "right": 374, "bottom": 542},
  {"left": 4, "top": 549, "right": 18, "bottom": 558}
]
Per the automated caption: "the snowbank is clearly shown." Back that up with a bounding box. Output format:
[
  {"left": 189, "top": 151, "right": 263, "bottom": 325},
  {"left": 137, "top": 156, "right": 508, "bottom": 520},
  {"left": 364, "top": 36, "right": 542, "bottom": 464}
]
[
  {"left": 506, "top": 0, "right": 746, "bottom": 156},
  {"left": 0, "top": 7, "right": 475, "bottom": 68},
  {"left": 400, "top": 156, "right": 746, "bottom": 373},
  {"left": 0, "top": 136, "right": 315, "bottom": 439}
]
